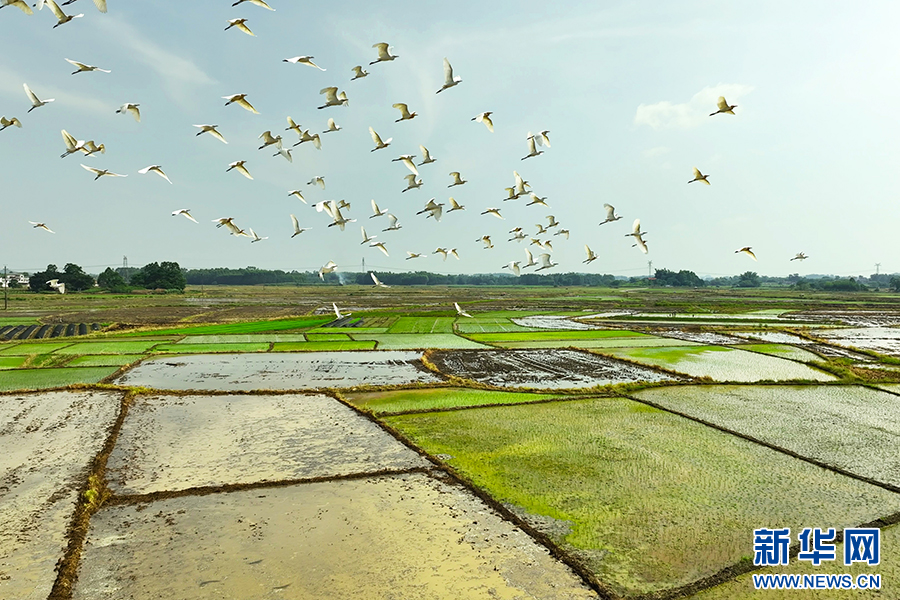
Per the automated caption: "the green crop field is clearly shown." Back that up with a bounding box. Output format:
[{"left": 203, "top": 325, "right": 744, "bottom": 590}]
[
  {"left": 305, "top": 327, "right": 390, "bottom": 334},
  {"left": 55, "top": 341, "right": 164, "bottom": 355},
  {"left": 0, "top": 367, "right": 120, "bottom": 391},
  {"left": 344, "top": 387, "right": 562, "bottom": 415},
  {"left": 270, "top": 341, "right": 377, "bottom": 351},
  {"left": 153, "top": 343, "right": 271, "bottom": 354},
  {"left": 387, "top": 317, "right": 456, "bottom": 334},
  {"left": 732, "top": 343, "right": 821, "bottom": 362},
  {"left": 466, "top": 330, "right": 648, "bottom": 342},
  {"left": 176, "top": 334, "right": 308, "bottom": 344},
  {"left": 0, "top": 342, "right": 74, "bottom": 355},
  {"left": 493, "top": 337, "right": 697, "bottom": 349},
  {"left": 454, "top": 319, "right": 543, "bottom": 333},
  {"left": 66, "top": 354, "right": 146, "bottom": 367},
  {"left": 0, "top": 356, "right": 28, "bottom": 369},
  {"left": 130, "top": 317, "right": 331, "bottom": 336},
  {"left": 349, "top": 334, "right": 487, "bottom": 350},
  {"left": 386, "top": 398, "right": 900, "bottom": 597},
  {"left": 305, "top": 333, "right": 352, "bottom": 341}
]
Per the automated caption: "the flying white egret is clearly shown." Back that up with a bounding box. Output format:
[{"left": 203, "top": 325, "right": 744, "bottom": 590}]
[
  {"left": 370, "top": 199, "right": 388, "bottom": 218},
  {"left": 735, "top": 247, "right": 757, "bottom": 261},
  {"left": 392, "top": 103, "right": 417, "bottom": 122},
  {"left": 81, "top": 164, "right": 126, "bottom": 180},
  {"left": 555, "top": 229, "right": 570, "bottom": 239},
  {"left": 481, "top": 207, "right": 504, "bottom": 220},
  {"left": 418, "top": 145, "right": 436, "bottom": 165},
  {"left": 318, "top": 261, "right": 337, "bottom": 280},
  {"left": 172, "top": 209, "right": 197, "bottom": 223},
  {"left": 503, "top": 187, "right": 520, "bottom": 201},
  {"left": 46, "top": 280, "right": 65, "bottom": 294},
  {"left": 508, "top": 230, "right": 526, "bottom": 243},
  {"left": 318, "top": 87, "right": 348, "bottom": 109},
  {"left": 402, "top": 174, "right": 423, "bottom": 192},
  {"left": 116, "top": 103, "right": 140, "bottom": 122},
  {"left": 138, "top": 165, "right": 172, "bottom": 184},
  {"left": 584, "top": 245, "right": 598, "bottom": 264},
  {"left": 332, "top": 302, "right": 350, "bottom": 319},
  {"left": 454, "top": 302, "right": 472, "bottom": 318},
  {"left": 600, "top": 203, "right": 622, "bottom": 225},
  {"left": 382, "top": 213, "right": 402, "bottom": 231},
  {"left": 710, "top": 96, "right": 737, "bottom": 116},
  {"left": 688, "top": 167, "right": 710, "bottom": 185},
  {"left": 370, "top": 42, "right": 398, "bottom": 65},
  {"left": 526, "top": 193, "right": 549, "bottom": 207},
  {"left": 290, "top": 214, "right": 310, "bottom": 237},
  {"left": 43, "top": 0, "right": 82, "bottom": 27},
  {"left": 369, "top": 127, "right": 392, "bottom": 151},
  {"left": 232, "top": 0, "right": 274, "bottom": 10},
  {"left": 534, "top": 223, "right": 548, "bottom": 235},
  {"left": 450, "top": 248, "right": 460, "bottom": 260},
  {"left": 65, "top": 58, "right": 109, "bottom": 75},
  {"left": 472, "top": 112, "right": 493, "bottom": 132},
  {"left": 536, "top": 254, "right": 558, "bottom": 271},
  {"left": 0, "top": 116, "right": 22, "bottom": 131},
  {"left": 513, "top": 170, "right": 530, "bottom": 196},
  {"left": 29, "top": 221, "right": 54, "bottom": 233},
  {"left": 478, "top": 235, "right": 494, "bottom": 249},
  {"left": 536, "top": 130, "right": 551, "bottom": 147},
  {"left": 273, "top": 147, "right": 293, "bottom": 162},
  {"left": 60, "top": 130, "right": 85, "bottom": 158},
  {"left": 1, "top": 0, "right": 33, "bottom": 15},
  {"left": 258, "top": 130, "right": 282, "bottom": 149},
  {"left": 23, "top": 84, "right": 54, "bottom": 112},
  {"left": 285, "top": 116, "right": 303, "bottom": 137},
  {"left": 351, "top": 66, "right": 368, "bottom": 80},
  {"left": 226, "top": 160, "right": 253, "bottom": 180},
  {"left": 434, "top": 247, "right": 449, "bottom": 261},
  {"left": 545, "top": 215, "right": 559, "bottom": 228},
  {"left": 283, "top": 56, "right": 325, "bottom": 70},
  {"left": 370, "top": 241, "right": 389, "bottom": 256},
  {"left": 625, "top": 219, "right": 648, "bottom": 239},
  {"left": 416, "top": 199, "right": 444, "bottom": 221},
  {"left": 391, "top": 154, "right": 418, "bottom": 175},
  {"left": 503, "top": 261, "right": 521, "bottom": 276},
  {"left": 194, "top": 124, "right": 228, "bottom": 144},
  {"left": 323, "top": 118, "right": 341, "bottom": 133},
  {"left": 406, "top": 252, "right": 425, "bottom": 260},
  {"left": 522, "top": 132, "right": 544, "bottom": 160},
  {"left": 448, "top": 197, "right": 465, "bottom": 212},
  {"left": 308, "top": 176, "right": 325, "bottom": 189},
  {"left": 436, "top": 57, "right": 461, "bottom": 93},
  {"left": 370, "top": 272, "right": 390, "bottom": 287},
  {"left": 542, "top": 240, "right": 554, "bottom": 252},
  {"left": 448, "top": 172, "right": 466, "bottom": 187},
  {"left": 328, "top": 205, "right": 356, "bottom": 231},
  {"left": 292, "top": 129, "right": 321, "bottom": 149},
  {"left": 80, "top": 140, "right": 105, "bottom": 157},
  {"left": 223, "top": 93, "right": 259, "bottom": 114},
  {"left": 246, "top": 228, "right": 266, "bottom": 242},
  {"left": 522, "top": 248, "right": 538, "bottom": 268},
  {"left": 288, "top": 190, "right": 306, "bottom": 203},
  {"left": 790, "top": 252, "right": 808, "bottom": 261},
  {"left": 225, "top": 18, "right": 254, "bottom": 36},
  {"left": 213, "top": 217, "right": 235, "bottom": 229},
  {"left": 360, "top": 226, "right": 376, "bottom": 245}
]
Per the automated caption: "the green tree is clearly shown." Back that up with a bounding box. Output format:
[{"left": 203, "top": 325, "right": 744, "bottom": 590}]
[
  {"left": 130, "top": 261, "right": 186, "bottom": 290},
  {"left": 97, "top": 267, "right": 129, "bottom": 292},
  {"left": 736, "top": 271, "right": 761, "bottom": 288},
  {"left": 29, "top": 264, "right": 61, "bottom": 292},
  {"left": 61, "top": 263, "right": 95, "bottom": 291},
  {"left": 890, "top": 276, "right": 900, "bottom": 293}
]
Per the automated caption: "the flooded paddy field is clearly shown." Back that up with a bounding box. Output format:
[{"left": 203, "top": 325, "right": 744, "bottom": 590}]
[
  {"left": 730, "top": 343, "right": 823, "bottom": 362},
  {"left": 814, "top": 326, "right": 900, "bottom": 356},
  {"left": 344, "top": 387, "right": 565, "bottom": 415},
  {"left": 114, "top": 351, "right": 442, "bottom": 390},
  {"left": 634, "top": 385, "right": 900, "bottom": 488},
  {"left": 74, "top": 473, "right": 598, "bottom": 600},
  {"left": 427, "top": 348, "right": 680, "bottom": 388},
  {"left": 0, "top": 391, "right": 121, "bottom": 600},
  {"left": 107, "top": 394, "right": 428, "bottom": 495}
]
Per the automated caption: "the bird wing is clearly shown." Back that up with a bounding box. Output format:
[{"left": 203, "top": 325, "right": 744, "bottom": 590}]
[
  {"left": 235, "top": 97, "right": 259, "bottom": 114},
  {"left": 127, "top": 105, "right": 141, "bottom": 122},
  {"left": 717, "top": 96, "right": 728, "bottom": 111},
  {"left": 539, "top": 131, "right": 551, "bottom": 147},
  {"left": 45, "top": 0, "right": 66, "bottom": 20},
  {"left": 374, "top": 42, "right": 390, "bottom": 60},
  {"left": 369, "top": 127, "right": 383, "bottom": 146},
  {"left": 526, "top": 133, "right": 537, "bottom": 154},
  {"left": 692, "top": 167, "right": 702, "bottom": 179},
  {"left": 80, "top": 164, "right": 101, "bottom": 175},
  {"left": 65, "top": 58, "right": 88, "bottom": 70},
  {"left": 513, "top": 170, "right": 524, "bottom": 187},
  {"left": 290, "top": 214, "right": 302, "bottom": 234},
  {"left": 92, "top": 0, "right": 107, "bottom": 11},
  {"left": 320, "top": 87, "right": 338, "bottom": 102},
  {"left": 512, "top": 263, "right": 520, "bottom": 276},
  {"left": 419, "top": 145, "right": 431, "bottom": 160},
  {"left": 482, "top": 114, "right": 493, "bottom": 132},
  {"left": 539, "top": 254, "right": 552, "bottom": 267},
  {"left": 400, "top": 157, "right": 418, "bottom": 175},
  {"left": 387, "top": 214, "right": 398, "bottom": 227},
  {"left": 604, "top": 203, "right": 615, "bottom": 219},
  {"left": 225, "top": 221, "right": 242, "bottom": 235},
  {"left": 632, "top": 218, "right": 641, "bottom": 234},
  {"left": 326, "top": 118, "right": 338, "bottom": 131},
  {"left": 392, "top": 103, "right": 409, "bottom": 118},
  {"left": 11, "top": 0, "right": 33, "bottom": 14},
  {"left": 207, "top": 127, "right": 228, "bottom": 144},
  {"left": 251, "top": 0, "right": 275, "bottom": 10},
  {"left": 23, "top": 84, "right": 39, "bottom": 105},
  {"left": 585, "top": 245, "right": 593, "bottom": 259},
  {"left": 442, "top": 58, "right": 454, "bottom": 85},
  {"left": 61, "top": 129, "right": 78, "bottom": 150}
]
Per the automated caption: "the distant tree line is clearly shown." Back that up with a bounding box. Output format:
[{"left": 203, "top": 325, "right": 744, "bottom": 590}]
[
  {"left": 29, "top": 264, "right": 94, "bottom": 292},
  {"left": 29, "top": 262, "right": 186, "bottom": 292}
]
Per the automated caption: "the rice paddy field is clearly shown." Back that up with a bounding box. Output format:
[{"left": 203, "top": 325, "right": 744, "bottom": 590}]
[{"left": 1, "top": 285, "right": 899, "bottom": 599}]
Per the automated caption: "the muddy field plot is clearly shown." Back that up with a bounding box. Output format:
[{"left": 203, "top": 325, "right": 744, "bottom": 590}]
[
  {"left": 427, "top": 349, "right": 679, "bottom": 388},
  {"left": 74, "top": 473, "right": 599, "bottom": 600},
  {"left": 0, "top": 391, "right": 122, "bottom": 600},
  {"left": 114, "top": 351, "right": 442, "bottom": 390},
  {"left": 106, "top": 394, "right": 429, "bottom": 495},
  {"left": 634, "top": 385, "right": 900, "bottom": 488}
]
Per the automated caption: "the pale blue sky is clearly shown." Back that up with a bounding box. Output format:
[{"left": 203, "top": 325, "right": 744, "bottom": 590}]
[{"left": 1, "top": 1, "right": 898, "bottom": 277}]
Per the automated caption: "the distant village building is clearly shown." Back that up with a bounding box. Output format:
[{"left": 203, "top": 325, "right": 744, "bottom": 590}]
[{"left": 0, "top": 274, "right": 28, "bottom": 288}]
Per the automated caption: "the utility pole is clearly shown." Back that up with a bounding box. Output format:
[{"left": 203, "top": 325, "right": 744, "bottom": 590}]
[
  {"left": 362, "top": 257, "right": 366, "bottom": 273},
  {"left": 3, "top": 265, "right": 7, "bottom": 311},
  {"left": 648, "top": 260, "right": 653, "bottom": 279},
  {"left": 875, "top": 263, "right": 881, "bottom": 276}
]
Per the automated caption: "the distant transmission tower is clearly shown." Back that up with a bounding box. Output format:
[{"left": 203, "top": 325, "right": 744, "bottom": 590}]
[
  {"left": 362, "top": 257, "right": 366, "bottom": 273},
  {"left": 875, "top": 263, "right": 881, "bottom": 275},
  {"left": 648, "top": 260, "right": 653, "bottom": 279}
]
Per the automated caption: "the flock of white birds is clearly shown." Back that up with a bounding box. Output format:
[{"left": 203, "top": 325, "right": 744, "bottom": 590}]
[{"left": 1, "top": 0, "right": 809, "bottom": 299}]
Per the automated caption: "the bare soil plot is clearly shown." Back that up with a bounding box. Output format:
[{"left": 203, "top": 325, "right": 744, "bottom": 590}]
[
  {"left": 386, "top": 398, "right": 900, "bottom": 598},
  {"left": 634, "top": 385, "right": 900, "bottom": 488},
  {"left": 114, "top": 351, "right": 441, "bottom": 390},
  {"left": 0, "top": 391, "right": 121, "bottom": 600},
  {"left": 73, "top": 473, "right": 599, "bottom": 600},
  {"left": 427, "top": 349, "right": 679, "bottom": 388},
  {"left": 106, "top": 394, "right": 428, "bottom": 495}
]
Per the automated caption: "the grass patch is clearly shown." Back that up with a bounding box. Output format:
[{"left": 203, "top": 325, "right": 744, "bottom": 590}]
[
  {"left": 177, "top": 334, "right": 308, "bottom": 344},
  {"left": 153, "top": 343, "right": 270, "bottom": 353},
  {"left": 455, "top": 319, "right": 543, "bottom": 334},
  {"left": 130, "top": 316, "right": 331, "bottom": 336},
  {"left": 0, "top": 317, "right": 41, "bottom": 325},
  {"left": 0, "top": 342, "right": 74, "bottom": 355},
  {"left": 55, "top": 341, "right": 163, "bottom": 355},
  {"left": 271, "top": 341, "right": 377, "bottom": 351},
  {"left": 350, "top": 334, "right": 487, "bottom": 350},
  {"left": 344, "top": 387, "right": 561, "bottom": 415},
  {"left": 466, "top": 330, "right": 648, "bottom": 342},
  {"left": 388, "top": 317, "right": 456, "bottom": 334},
  {"left": 305, "top": 333, "right": 352, "bottom": 342},
  {"left": 0, "top": 355, "right": 28, "bottom": 369},
  {"left": 386, "top": 398, "right": 900, "bottom": 597},
  {"left": 0, "top": 367, "right": 120, "bottom": 391},
  {"left": 66, "top": 354, "right": 146, "bottom": 367}
]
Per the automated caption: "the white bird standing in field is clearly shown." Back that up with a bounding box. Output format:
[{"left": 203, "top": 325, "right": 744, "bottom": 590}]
[
  {"left": 790, "top": 252, "right": 808, "bottom": 261},
  {"left": 1, "top": 0, "right": 33, "bottom": 15},
  {"left": 232, "top": 0, "right": 274, "bottom": 10},
  {"left": 138, "top": 165, "right": 172, "bottom": 184},
  {"left": 258, "top": 130, "right": 282, "bottom": 150},
  {"left": 23, "top": 84, "right": 54, "bottom": 112},
  {"left": 65, "top": 58, "right": 109, "bottom": 74},
  {"left": 290, "top": 214, "right": 310, "bottom": 237},
  {"left": 172, "top": 209, "right": 197, "bottom": 223},
  {"left": 600, "top": 203, "right": 622, "bottom": 225},
  {"left": 0, "top": 116, "right": 22, "bottom": 131},
  {"left": 351, "top": 66, "right": 368, "bottom": 80},
  {"left": 418, "top": 145, "right": 436, "bottom": 165},
  {"left": 454, "top": 302, "right": 473, "bottom": 318},
  {"left": 116, "top": 103, "right": 141, "bottom": 122},
  {"left": 308, "top": 176, "right": 326, "bottom": 189},
  {"left": 370, "top": 272, "right": 390, "bottom": 287},
  {"left": 81, "top": 164, "right": 126, "bottom": 180},
  {"left": 382, "top": 213, "right": 402, "bottom": 232},
  {"left": 710, "top": 96, "right": 737, "bottom": 116},
  {"left": 223, "top": 93, "right": 259, "bottom": 114},
  {"left": 318, "top": 87, "right": 348, "bottom": 109},
  {"left": 402, "top": 174, "right": 423, "bottom": 192},
  {"left": 318, "top": 261, "right": 337, "bottom": 280},
  {"left": 360, "top": 226, "right": 376, "bottom": 245},
  {"left": 735, "top": 247, "right": 757, "bottom": 261},
  {"left": 436, "top": 57, "right": 461, "bottom": 93},
  {"left": 43, "top": 0, "right": 82, "bottom": 27},
  {"left": 194, "top": 124, "right": 228, "bottom": 144},
  {"left": 503, "top": 261, "right": 521, "bottom": 276},
  {"left": 584, "top": 245, "right": 598, "bottom": 264},
  {"left": 60, "top": 130, "right": 85, "bottom": 157},
  {"left": 536, "top": 254, "right": 558, "bottom": 271},
  {"left": 370, "top": 199, "right": 388, "bottom": 218},
  {"left": 472, "top": 112, "right": 493, "bottom": 132},
  {"left": 248, "top": 228, "right": 267, "bottom": 243},
  {"left": 481, "top": 207, "right": 504, "bottom": 220},
  {"left": 370, "top": 42, "right": 398, "bottom": 64},
  {"left": 369, "top": 127, "right": 392, "bottom": 151},
  {"left": 448, "top": 172, "right": 466, "bottom": 187},
  {"left": 521, "top": 132, "right": 544, "bottom": 160},
  {"left": 29, "top": 221, "right": 54, "bottom": 233},
  {"left": 392, "top": 154, "right": 419, "bottom": 175},
  {"left": 227, "top": 160, "right": 253, "bottom": 180},
  {"left": 688, "top": 167, "right": 710, "bottom": 185},
  {"left": 392, "top": 103, "right": 417, "bottom": 122},
  {"left": 370, "top": 241, "right": 389, "bottom": 256},
  {"left": 225, "top": 18, "right": 254, "bottom": 36},
  {"left": 447, "top": 197, "right": 465, "bottom": 213},
  {"left": 323, "top": 118, "right": 341, "bottom": 133},
  {"left": 283, "top": 55, "right": 325, "bottom": 70}
]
